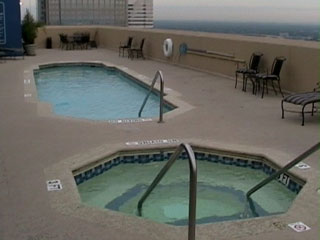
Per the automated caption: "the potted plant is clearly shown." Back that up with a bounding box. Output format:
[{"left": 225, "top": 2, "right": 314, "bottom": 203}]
[{"left": 22, "top": 10, "right": 40, "bottom": 56}]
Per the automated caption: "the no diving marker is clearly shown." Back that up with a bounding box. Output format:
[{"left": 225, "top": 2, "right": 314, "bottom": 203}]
[
  {"left": 288, "top": 222, "right": 311, "bottom": 232},
  {"left": 126, "top": 139, "right": 179, "bottom": 146},
  {"left": 295, "top": 162, "right": 311, "bottom": 170},
  {"left": 46, "top": 179, "right": 63, "bottom": 191}
]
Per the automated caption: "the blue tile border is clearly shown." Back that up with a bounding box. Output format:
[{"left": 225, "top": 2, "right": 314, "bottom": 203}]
[{"left": 73, "top": 150, "right": 304, "bottom": 194}]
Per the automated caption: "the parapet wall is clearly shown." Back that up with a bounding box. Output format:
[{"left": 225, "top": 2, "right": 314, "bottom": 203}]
[{"left": 35, "top": 25, "right": 320, "bottom": 92}]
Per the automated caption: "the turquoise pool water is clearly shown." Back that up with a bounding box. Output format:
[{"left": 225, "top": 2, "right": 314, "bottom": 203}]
[
  {"left": 34, "top": 65, "right": 173, "bottom": 120},
  {"left": 77, "top": 159, "right": 297, "bottom": 225}
]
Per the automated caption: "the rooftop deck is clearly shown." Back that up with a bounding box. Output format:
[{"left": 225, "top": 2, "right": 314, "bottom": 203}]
[{"left": 0, "top": 48, "right": 318, "bottom": 240}]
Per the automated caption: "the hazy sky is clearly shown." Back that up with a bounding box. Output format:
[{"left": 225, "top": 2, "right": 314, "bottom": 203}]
[
  {"left": 21, "top": 0, "right": 320, "bottom": 24},
  {"left": 154, "top": 0, "right": 320, "bottom": 24}
]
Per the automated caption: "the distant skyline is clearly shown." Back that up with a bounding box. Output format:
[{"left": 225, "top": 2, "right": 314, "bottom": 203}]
[{"left": 20, "top": 0, "right": 320, "bottom": 24}]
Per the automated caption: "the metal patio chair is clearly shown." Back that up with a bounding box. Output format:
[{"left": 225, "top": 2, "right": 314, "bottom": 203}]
[
  {"left": 119, "top": 37, "right": 133, "bottom": 57},
  {"left": 252, "top": 56, "right": 286, "bottom": 98},
  {"left": 281, "top": 83, "right": 320, "bottom": 125},
  {"left": 235, "top": 52, "right": 263, "bottom": 91},
  {"left": 129, "top": 38, "right": 145, "bottom": 60}
]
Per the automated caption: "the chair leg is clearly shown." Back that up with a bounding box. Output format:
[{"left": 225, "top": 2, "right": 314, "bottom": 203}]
[
  {"left": 302, "top": 105, "right": 306, "bottom": 126},
  {"left": 311, "top": 103, "right": 315, "bottom": 116},
  {"left": 281, "top": 100, "right": 285, "bottom": 119},
  {"left": 261, "top": 80, "right": 265, "bottom": 98},
  {"left": 235, "top": 73, "right": 238, "bottom": 88},
  {"left": 271, "top": 80, "right": 277, "bottom": 95},
  {"left": 278, "top": 81, "right": 284, "bottom": 98},
  {"left": 250, "top": 77, "right": 255, "bottom": 94},
  {"left": 243, "top": 75, "right": 248, "bottom": 92},
  {"left": 242, "top": 74, "right": 246, "bottom": 92}
]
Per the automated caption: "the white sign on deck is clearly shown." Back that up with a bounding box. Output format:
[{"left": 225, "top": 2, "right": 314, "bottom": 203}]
[
  {"left": 108, "top": 118, "right": 152, "bottom": 124},
  {"left": 288, "top": 222, "right": 311, "bottom": 232},
  {"left": 295, "top": 162, "right": 311, "bottom": 170},
  {"left": 126, "top": 139, "right": 179, "bottom": 146},
  {"left": 46, "top": 179, "right": 63, "bottom": 191}
]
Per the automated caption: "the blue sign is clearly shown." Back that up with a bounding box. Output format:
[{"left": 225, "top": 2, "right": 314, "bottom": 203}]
[
  {"left": 0, "top": 0, "right": 22, "bottom": 49},
  {"left": 0, "top": 2, "right": 5, "bottom": 44}
]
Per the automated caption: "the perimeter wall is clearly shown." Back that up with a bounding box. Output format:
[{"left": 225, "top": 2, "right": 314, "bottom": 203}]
[{"left": 35, "top": 25, "right": 320, "bottom": 92}]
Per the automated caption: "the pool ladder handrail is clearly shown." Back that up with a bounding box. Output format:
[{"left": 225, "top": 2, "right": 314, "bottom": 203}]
[
  {"left": 138, "top": 70, "right": 164, "bottom": 123},
  {"left": 137, "top": 143, "right": 197, "bottom": 240},
  {"left": 246, "top": 142, "right": 320, "bottom": 199}
]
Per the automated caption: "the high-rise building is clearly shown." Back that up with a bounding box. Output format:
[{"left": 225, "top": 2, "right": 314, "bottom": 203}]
[
  {"left": 37, "top": 0, "right": 153, "bottom": 28},
  {"left": 127, "top": 0, "right": 153, "bottom": 28}
]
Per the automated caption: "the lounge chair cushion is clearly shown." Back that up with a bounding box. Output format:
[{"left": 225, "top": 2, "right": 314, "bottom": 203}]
[{"left": 283, "top": 92, "right": 320, "bottom": 106}]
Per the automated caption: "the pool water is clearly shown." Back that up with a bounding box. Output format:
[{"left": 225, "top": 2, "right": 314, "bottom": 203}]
[
  {"left": 77, "top": 159, "right": 297, "bottom": 225},
  {"left": 34, "top": 65, "right": 173, "bottom": 120}
]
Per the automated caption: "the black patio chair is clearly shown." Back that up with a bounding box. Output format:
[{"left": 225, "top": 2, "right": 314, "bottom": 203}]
[
  {"left": 59, "top": 34, "right": 73, "bottom": 50},
  {"left": 235, "top": 52, "right": 263, "bottom": 91},
  {"left": 129, "top": 38, "right": 145, "bottom": 60},
  {"left": 281, "top": 83, "right": 320, "bottom": 126},
  {"left": 252, "top": 56, "right": 286, "bottom": 98},
  {"left": 119, "top": 37, "right": 133, "bottom": 57},
  {"left": 90, "top": 31, "right": 98, "bottom": 48},
  {"left": 73, "top": 33, "right": 84, "bottom": 49},
  {"left": 81, "top": 33, "right": 90, "bottom": 49}
]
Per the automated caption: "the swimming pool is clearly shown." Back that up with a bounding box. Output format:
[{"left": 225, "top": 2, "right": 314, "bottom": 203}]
[
  {"left": 74, "top": 148, "right": 303, "bottom": 225},
  {"left": 34, "top": 64, "right": 174, "bottom": 121}
]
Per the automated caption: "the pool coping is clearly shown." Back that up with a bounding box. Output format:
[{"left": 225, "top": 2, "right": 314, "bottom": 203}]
[
  {"left": 23, "top": 61, "right": 194, "bottom": 124},
  {"left": 44, "top": 138, "right": 318, "bottom": 240}
]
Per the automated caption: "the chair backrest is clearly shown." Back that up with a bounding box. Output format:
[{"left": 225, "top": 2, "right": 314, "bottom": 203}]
[
  {"left": 249, "top": 52, "right": 263, "bottom": 71},
  {"left": 127, "top": 37, "right": 133, "bottom": 47},
  {"left": 59, "top": 34, "right": 68, "bottom": 43},
  {"left": 81, "top": 34, "right": 90, "bottom": 43},
  {"left": 271, "top": 56, "right": 286, "bottom": 76},
  {"left": 139, "top": 38, "right": 145, "bottom": 50}
]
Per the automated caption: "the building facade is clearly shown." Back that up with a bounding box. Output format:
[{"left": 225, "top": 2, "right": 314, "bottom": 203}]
[
  {"left": 37, "top": 0, "right": 153, "bottom": 28},
  {"left": 127, "top": 0, "right": 153, "bottom": 28}
]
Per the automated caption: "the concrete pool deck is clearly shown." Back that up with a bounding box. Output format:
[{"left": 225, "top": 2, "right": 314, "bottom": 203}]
[{"left": 0, "top": 48, "right": 319, "bottom": 240}]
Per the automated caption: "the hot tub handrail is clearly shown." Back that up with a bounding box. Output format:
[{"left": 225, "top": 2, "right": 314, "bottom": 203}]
[
  {"left": 246, "top": 142, "right": 320, "bottom": 199},
  {"left": 137, "top": 143, "right": 197, "bottom": 240},
  {"left": 138, "top": 70, "right": 164, "bottom": 123}
]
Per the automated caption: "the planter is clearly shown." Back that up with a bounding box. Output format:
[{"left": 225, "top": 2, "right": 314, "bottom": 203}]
[{"left": 24, "top": 44, "right": 36, "bottom": 56}]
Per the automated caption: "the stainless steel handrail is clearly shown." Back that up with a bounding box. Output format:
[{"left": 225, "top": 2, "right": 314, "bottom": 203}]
[
  {"left": 246, "top": 142, "right": 320, "bottom": 198},
  {"left": 138, "top": 70, "right": 164, "bottom": 123},
  {"left": 137, "top": 143, "right": 197, "bottom": 240}
]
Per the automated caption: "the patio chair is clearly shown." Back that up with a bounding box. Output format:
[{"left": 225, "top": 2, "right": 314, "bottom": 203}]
[
  {"left": 235, "top": 52, "right": 263, "bottom": 91},
  {"left": 80, "top": 33, "right": 90, "bottom": 49},
  {"left": 119, "top": 37, "right": 133, "bottom": 57},
  {"left": 129, "top": 38, "right": 145, "bottom": 60},
  {"left": 252, "top": 56, "right": 286, "bottom": 98},
  {"left": 90, "top": 31, "right": 98, "bottom": 48},
  {"left": 59, "top": 34, "right": 73, "bottom": 50},
  {"left": 73, "top": 32, "right": 85, "bottom": 49},
  {"left": 281, "top": 84, "right": 320, "bottom": 126}
]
